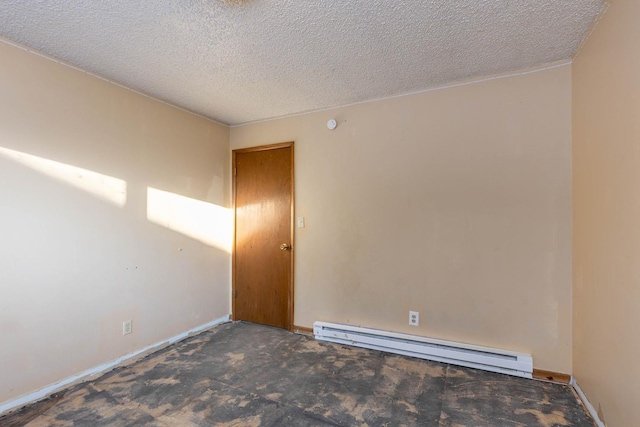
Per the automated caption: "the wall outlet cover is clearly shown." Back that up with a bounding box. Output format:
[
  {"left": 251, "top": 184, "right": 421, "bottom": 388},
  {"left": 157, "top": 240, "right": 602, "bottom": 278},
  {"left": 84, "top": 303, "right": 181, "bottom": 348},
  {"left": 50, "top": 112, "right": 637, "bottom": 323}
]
[
  {"left": 123, "top": 320, "right": 132, "bottom": 335},
  {"left": 409, "top": 311, "right": 419, "bottom": 326}
]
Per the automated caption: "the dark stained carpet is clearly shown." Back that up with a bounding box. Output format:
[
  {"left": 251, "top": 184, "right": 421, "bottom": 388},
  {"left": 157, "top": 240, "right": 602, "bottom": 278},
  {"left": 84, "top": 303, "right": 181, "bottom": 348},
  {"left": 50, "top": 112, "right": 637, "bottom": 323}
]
[{"left": 1, "top": 321, "right": 596, "bottom": 426}]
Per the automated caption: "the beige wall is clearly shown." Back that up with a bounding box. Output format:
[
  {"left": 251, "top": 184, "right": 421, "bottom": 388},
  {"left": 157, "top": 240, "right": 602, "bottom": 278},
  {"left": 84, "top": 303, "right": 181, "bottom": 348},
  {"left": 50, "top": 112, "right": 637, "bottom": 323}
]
[
  {"left": 0, "top": 40, "right": 231, "bottom": 405},
  {"left": 231, "top": 65, "right": 573, "bottom": 373},
  {"left": 572, "top": 0, "right": 640, "bottom": 425}
]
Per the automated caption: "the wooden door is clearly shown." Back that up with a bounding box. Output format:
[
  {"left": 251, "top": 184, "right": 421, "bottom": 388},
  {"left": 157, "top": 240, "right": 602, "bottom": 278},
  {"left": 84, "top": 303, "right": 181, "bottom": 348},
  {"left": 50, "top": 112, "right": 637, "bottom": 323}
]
[{"left": 232, "top": 142, "right": 294, "bottom": 330}]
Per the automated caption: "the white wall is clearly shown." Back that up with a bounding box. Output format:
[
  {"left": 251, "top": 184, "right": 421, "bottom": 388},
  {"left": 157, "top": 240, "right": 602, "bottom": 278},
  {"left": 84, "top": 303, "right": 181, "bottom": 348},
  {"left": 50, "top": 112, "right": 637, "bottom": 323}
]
[
  {"left": 231, "top": 65, "right": 573, "bottom": 373},
  {"left": 0, "top": 39, "right": 231, "bottom": 405}
]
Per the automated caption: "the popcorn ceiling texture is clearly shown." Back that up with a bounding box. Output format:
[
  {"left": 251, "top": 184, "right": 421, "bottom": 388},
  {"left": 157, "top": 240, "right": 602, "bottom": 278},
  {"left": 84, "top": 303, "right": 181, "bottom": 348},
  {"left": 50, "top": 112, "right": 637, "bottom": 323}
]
[{"left": 0, "top": 0, "right": 605, "bottom": 125}]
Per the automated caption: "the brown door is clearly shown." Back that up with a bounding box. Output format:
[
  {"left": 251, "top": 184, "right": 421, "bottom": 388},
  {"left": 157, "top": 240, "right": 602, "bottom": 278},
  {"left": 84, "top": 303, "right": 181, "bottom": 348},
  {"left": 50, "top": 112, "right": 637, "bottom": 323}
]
[{"left": 232, "top": 142, "right": 294, "bottom": 330}]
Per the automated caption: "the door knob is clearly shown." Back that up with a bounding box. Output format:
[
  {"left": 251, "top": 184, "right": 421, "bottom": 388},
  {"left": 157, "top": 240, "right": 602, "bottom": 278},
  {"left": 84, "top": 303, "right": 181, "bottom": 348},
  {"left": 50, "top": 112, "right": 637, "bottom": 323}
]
[{"left": 280, "top": 243, "right": 291, "bottom": 251}]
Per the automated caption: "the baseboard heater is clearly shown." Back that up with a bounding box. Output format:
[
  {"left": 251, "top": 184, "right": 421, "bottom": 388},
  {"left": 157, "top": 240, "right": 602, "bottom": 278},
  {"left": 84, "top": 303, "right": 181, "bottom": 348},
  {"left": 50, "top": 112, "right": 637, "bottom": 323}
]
[{"left": 313, "top": 321, "right": 533, "bottom": 379}]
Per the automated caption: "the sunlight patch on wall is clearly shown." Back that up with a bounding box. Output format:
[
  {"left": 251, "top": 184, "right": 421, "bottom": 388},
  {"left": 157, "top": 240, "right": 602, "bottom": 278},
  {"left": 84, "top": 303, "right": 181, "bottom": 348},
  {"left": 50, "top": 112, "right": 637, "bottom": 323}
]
[
  {"left": 147, "top": 187, "right": 232, "bottom": 253},
  {"left": 0, "top": 146, "right": 127, "bottom": 207}
]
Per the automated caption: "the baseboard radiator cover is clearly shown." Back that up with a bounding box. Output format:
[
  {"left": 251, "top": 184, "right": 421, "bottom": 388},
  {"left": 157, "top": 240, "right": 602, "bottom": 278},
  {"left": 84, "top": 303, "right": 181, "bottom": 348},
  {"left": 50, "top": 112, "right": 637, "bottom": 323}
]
[{"left": 313, "top": 321, "right": 533, "bottom": 378}]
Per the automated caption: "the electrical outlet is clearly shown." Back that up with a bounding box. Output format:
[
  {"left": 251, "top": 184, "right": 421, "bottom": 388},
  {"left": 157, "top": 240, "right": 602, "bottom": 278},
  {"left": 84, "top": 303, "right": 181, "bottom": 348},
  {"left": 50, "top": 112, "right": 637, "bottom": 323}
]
[
  {"left": 409, "top": 311, "right": 419, "bottom": 326},
  {"left": 122, "top": 320, "right": 132, "bottom": 335}
]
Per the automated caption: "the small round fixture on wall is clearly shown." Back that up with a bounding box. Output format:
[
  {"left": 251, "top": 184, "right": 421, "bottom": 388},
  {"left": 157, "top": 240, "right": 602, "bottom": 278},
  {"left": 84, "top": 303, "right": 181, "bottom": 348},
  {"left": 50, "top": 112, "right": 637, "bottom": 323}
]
[{"left": 327, "top": 119, "right": 337, "bottom": 130}]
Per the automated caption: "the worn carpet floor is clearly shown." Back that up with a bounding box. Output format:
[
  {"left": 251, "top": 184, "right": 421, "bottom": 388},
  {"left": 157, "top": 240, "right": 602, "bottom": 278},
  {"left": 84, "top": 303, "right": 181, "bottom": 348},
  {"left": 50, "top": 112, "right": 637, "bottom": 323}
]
[{"left": 1, "top": 321, "right": 595, "bottom": 426}]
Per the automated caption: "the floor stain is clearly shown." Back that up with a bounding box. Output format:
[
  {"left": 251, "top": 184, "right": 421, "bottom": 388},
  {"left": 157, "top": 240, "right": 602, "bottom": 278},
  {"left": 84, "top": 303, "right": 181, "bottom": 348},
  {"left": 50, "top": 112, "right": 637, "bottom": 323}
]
[
  {"left": 514, "top": 408, "right": 572, "bottom": 427},
  {"left": 1, "top": 321, "right": 596, "bottom": 426}
]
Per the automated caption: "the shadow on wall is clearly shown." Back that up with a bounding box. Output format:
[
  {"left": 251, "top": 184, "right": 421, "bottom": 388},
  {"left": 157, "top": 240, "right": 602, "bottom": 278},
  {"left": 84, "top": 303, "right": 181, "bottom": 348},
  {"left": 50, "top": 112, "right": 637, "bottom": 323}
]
[{"left": 0, "top": 146, "right": 232, "bottom": 252}]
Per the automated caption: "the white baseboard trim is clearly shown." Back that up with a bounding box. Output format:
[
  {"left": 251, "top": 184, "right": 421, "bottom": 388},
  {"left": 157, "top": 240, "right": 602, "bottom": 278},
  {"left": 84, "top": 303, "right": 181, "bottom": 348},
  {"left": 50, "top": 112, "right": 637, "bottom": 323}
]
[
  {"left": 570, "top": 377, "right": 606, "bottom": 427},
  {"left": 0, "top": 314, "right": 230, "bottom": 416}
]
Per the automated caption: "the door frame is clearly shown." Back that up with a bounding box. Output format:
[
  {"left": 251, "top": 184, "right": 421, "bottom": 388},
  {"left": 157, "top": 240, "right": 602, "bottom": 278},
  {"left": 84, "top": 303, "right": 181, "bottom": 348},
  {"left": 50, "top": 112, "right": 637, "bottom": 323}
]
[{"left": 231, "top": 141, "right": 295, "bottom": 331}]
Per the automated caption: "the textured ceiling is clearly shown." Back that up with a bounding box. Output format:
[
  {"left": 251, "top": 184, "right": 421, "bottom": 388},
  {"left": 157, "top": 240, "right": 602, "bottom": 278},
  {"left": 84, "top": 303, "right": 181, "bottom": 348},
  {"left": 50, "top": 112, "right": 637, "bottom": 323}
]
[{"left": 0, "top": 0, "right": 605, "bottom": 126}]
